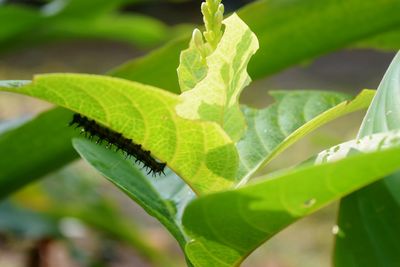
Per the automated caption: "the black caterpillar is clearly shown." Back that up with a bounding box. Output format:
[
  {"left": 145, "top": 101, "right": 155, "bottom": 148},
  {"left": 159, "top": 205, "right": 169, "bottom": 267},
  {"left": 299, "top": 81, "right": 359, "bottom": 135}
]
[{"left": 69, "top": 113, "right": 166, "bottom": 176}]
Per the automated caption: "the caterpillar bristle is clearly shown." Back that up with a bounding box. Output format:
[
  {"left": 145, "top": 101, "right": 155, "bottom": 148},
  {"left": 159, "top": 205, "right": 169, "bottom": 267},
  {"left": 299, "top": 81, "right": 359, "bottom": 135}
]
[{"left": 70, "top": 113, "right": 166, "bottom": 177}]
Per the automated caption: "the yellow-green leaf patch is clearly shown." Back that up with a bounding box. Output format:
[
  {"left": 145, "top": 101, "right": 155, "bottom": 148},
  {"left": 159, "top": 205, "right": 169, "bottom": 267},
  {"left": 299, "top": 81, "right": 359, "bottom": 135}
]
[
  {"left": 0, "top": 74, "right": 238, "bottom": 195},
  {"left": 176, "top": 13, "right": 259, "bottom": 141}
]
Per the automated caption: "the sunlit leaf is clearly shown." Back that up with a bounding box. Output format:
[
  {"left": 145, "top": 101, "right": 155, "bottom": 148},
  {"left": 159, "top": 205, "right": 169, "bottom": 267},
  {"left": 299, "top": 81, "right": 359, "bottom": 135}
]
[
  {"left": 183, "top": 146, "right": 400, "bottom": 267},
  {"left": 176, "top": 14, "right": 259, "bottom": 141},
  {"left": 237, "top": 90, "right": 374, "bottom": 183},
  {"left": 0, "top": 74, "right": 238, "bottom": 195}
]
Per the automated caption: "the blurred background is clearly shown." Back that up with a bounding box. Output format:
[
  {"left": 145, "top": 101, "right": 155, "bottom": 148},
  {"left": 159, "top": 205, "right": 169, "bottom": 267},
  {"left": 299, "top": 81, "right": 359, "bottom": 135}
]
[{"left": 0, "top": 0, "right": 397, "bottom": 267}]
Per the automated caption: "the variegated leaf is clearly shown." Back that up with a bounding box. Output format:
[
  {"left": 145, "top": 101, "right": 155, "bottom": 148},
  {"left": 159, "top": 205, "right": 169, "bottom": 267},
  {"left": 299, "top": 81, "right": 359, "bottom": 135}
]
[{"left": 176, "top": 13, "right": 259, "bottom": 141}]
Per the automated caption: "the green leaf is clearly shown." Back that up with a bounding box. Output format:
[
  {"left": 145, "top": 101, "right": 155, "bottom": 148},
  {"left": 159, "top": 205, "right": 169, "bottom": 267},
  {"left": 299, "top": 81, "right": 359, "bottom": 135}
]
[
  {"left": 0, "top": 37, "right": 190, "bottom": 199},
  {"left": 335, "top": 174, "right": 400, "bottom": 267},
  {"left": 0, "top": 74, "right": 238, "bottom": 195},
  {"left": 72, "top": 138, "right": 190, "bottom": 248},
  {"left": 0, "top": 108, "right": 78, "bottom": 199},
  {"left": 112, "top": 0, "right": 400, "bottom": 88},
  {"left": 358, "top": 53, "right": 400, "bottom": 136},
  {"left": 176, "top": 13, "right": 259, "bottom": 141},
  {"left": 335, "top": 52, "right": 400, "bottom": 266},
  {"left": 237, "top": 90, "right": 374, "bottom": 182},
  {"left": 182, "top": 146, "right": 400, "bottom": 267},
  {"left": 71, "top": 138, "right": 193, "bottom": 266}
]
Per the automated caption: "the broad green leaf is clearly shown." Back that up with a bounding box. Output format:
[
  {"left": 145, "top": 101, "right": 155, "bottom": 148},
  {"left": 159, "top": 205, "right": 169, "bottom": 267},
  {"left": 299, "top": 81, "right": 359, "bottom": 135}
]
[
  {"left": 236, "top": 90, "right": 374, "bottom": 183},
  {"left": 182, "top": 146, "right": 400, "bottom": 267},
  {"left": 0, "top": 74, "right": 238, "bottom": 195},
  {"left": 0, "top": 39, "right": 191, "bottom": 199},
  {"left": 335, "top": 52, "right": 400, "bottom": 266},
  {"left": 112, "top": 0, "right": 400, "bottom": 88},
  {"left": 176, "top": 13, "right": 258, "bottom": 141},
  {"left": 0, "top": 29, "right": 188, "bottom": 199},
  {"left": 0, "top": 108, "right": 78, "bottom": 199}
]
